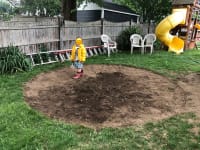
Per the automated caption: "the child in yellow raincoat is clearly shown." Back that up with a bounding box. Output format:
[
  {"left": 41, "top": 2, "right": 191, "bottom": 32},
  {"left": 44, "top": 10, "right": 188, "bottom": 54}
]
[{"left": 70, "top": 37, "right": 86, "bottom": 79}]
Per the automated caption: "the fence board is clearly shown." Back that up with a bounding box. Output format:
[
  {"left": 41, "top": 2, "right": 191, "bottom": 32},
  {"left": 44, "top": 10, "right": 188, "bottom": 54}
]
[
  {"left": 0, "top": 17, "right": 155, "bottom": 54},
  {"left": 60, "top": 20, "right": 102, "bottom": 49},
  {"left": 103, "top": 21, "right": 131, "bottom": 40}
]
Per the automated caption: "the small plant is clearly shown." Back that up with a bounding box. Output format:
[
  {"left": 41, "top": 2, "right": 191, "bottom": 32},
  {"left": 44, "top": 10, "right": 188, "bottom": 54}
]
[
  {"left": 116, "top": 26, "right": 141, "bottom": 52},
  {"left": 0, "top": 46, "right": 31, "bottom": 74},
  {"left": 40, "top": 44, "right": 50, "bottom": 63}
]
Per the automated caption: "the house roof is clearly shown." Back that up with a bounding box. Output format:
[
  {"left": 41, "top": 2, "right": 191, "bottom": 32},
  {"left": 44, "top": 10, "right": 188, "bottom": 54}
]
[
  {"left": 103, "top": 1, "right": 138, "bottom": 15},
  {"left": 172, "top": 0, "right": 194, "bottom": 6},
  {"left": 77, "top": 0, "right": 139, "bottom": 22}
]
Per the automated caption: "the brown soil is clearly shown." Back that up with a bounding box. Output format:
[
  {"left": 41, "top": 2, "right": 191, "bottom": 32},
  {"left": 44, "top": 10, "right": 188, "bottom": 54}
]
[{"left": 24, "top": 65, "right": 200, "bottom": 129}]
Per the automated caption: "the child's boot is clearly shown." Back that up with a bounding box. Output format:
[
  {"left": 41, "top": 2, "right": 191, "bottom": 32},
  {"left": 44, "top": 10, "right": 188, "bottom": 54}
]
[
  {"left": 80, "top": 69, "right": 84, "bottom": 76},
  {"left": 72, "top": 72, "right": 82, "bottom": 79}
]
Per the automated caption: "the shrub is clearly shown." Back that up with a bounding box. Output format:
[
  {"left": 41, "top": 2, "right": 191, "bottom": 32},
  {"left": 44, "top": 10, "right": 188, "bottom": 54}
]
[
  {"left": 154, "top": 40, "right": 166, "bottom": 51},
  {"left": 116, "top": 26, "right": 141, "bottom": 52},
  {"left": 0, "top": 46, "right": 31, "bottom": 74}
]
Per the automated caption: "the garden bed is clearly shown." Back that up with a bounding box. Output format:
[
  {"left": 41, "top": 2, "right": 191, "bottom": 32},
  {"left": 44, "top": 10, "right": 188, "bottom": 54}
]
[{"left": 24, "top": 65, "right": 200, "bottom": 129}]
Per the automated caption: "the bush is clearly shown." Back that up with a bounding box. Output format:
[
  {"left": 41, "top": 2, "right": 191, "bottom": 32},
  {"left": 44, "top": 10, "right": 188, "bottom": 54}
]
[
  {"left": 116, "top": 26, "right": 141, "bottom": 52},
  {"left": 0, "top": 46, "right": 31, "bottom": 74},
  {"left": 154, "top": 40, "right": 166, "bottom": 51}
]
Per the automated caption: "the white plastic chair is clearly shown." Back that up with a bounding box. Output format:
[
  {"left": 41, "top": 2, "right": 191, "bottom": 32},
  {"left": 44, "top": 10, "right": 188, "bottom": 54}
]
[
  {"left": 130, "top": 34, "right": 144, "bottom": 54},
  {"left": 143, "top": 33, "right": 156, "bottom": 54},
  {"left": 101, "top": 34, "right": 117, "bottom": 57}
]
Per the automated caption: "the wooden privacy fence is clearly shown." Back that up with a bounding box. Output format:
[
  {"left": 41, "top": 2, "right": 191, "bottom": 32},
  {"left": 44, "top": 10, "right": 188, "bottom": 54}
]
[
  {"left": 0, "top": 17, "right": 156, "bottom": 54},
  {"left": 0, "top": 18, "right": 59, "bottom": 54}
]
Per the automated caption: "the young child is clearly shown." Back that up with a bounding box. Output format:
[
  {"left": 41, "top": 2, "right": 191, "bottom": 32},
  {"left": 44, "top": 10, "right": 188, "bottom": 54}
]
[{"left": 70, "top": 37, "right": 86, "bottom": 79}]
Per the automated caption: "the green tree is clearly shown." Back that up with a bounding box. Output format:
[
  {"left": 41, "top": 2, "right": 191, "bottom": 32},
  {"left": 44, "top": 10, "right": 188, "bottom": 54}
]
[
  {"left": 20, "top": 0, "right": 61, "bottom": 17},
  {"left": 20, "top": 0, "right": 103, "bottom": 19},
  {"left": 0, "top": 0, "right": 14, "bottom": 20},
  {"left": 114, "top": 0, "right": 172, "bottom": 32}
]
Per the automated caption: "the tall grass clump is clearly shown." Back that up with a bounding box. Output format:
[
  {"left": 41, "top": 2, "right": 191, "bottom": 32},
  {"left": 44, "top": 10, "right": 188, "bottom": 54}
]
[
  {"left": 116, "top": 26, "right": 141, "bottom": 52},
  {"left": 0, "top": 46, "right": 31, "bottom": 74}
]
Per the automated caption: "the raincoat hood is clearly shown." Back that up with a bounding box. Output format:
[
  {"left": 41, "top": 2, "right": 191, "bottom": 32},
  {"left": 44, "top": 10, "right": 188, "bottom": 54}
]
[{"left": 75, "top": 38, "right": 83, "bottom": 46}]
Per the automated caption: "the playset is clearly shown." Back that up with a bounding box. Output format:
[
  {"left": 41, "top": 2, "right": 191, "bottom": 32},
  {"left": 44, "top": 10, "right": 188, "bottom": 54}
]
[{"left": 156, "top": 0, "right": 200, "bottom": 54}]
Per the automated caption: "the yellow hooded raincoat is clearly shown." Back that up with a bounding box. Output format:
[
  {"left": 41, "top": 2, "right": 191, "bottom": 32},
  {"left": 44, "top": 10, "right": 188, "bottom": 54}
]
[{"left": 70, "top": 38, "right": 86, "bottom": 62}]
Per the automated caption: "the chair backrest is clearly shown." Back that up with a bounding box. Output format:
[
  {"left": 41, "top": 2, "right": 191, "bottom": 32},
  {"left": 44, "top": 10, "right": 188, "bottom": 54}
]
[
  {"left": 143, "top": 34, "right": 156, "bottom": 45},
  {"left": 101, "top": 34, "right": 110, "bottom": 43},
  {"left": 130, "top": 34, "right": 143, "bottom": 46},
  {"left": 101, "top": 34, "right": 117, "bottom": 48}
]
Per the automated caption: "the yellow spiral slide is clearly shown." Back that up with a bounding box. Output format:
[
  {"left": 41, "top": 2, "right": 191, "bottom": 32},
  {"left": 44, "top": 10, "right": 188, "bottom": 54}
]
[{"left": 155, "top": 8, "right": 187, "bottom": 54}]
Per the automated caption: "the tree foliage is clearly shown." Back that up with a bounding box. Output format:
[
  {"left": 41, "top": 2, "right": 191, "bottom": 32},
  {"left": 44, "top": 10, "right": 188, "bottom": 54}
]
[
  {"left": 76, "top": 0, "right": 102, "bottom": 6},
  {"left": 20, "top": 0, "right": 103, "bottom": 18},
  {"left": 114, "top": 0, "right": 172, "bottom": 24},
  {"left": 0, "top": 0, "right": 14, "bottom": 20},
  {"left": 18, "top": 0, "right": 173, "bottom": 22},
  {"left": 20, "top": 0, "right": 61, "bottom": 16}
]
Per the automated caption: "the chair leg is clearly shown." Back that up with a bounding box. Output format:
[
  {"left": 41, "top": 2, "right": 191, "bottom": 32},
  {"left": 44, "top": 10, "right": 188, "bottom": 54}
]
[
  {"left": 150, "top": 46, "right": 153, "bottom": 54},
  {"left": 108, "top": 47, "right": 110, "bottom": 57},
  {"left": 141, "top": 47, "right": 144, "bottom": 54},
  {"left": 131, "top": 46, "right": 133, "bottom": 54}
]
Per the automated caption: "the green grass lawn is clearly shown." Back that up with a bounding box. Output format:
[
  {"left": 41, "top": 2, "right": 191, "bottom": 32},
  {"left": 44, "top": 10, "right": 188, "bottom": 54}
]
[{"left": 0, "top": 50, "right": 200, "bottom": 150}]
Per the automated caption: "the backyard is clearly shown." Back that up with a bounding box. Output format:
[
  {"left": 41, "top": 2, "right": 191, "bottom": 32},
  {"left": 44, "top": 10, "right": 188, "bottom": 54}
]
[{"left": 0, "top": 50, "right": 200, "bottom": 149}]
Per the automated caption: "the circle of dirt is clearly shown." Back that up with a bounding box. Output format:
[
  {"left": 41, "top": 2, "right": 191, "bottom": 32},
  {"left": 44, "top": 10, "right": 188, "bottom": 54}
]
[{"left": 24, "top": 65, "right": 200, "bottom": 129}]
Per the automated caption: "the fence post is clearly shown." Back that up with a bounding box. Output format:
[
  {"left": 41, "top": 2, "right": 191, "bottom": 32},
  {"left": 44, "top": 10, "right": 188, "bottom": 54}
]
[
  {"left": 58, "top": 16, "right": 64, "bottom": 50},
  {"left": 130, "top": 19, "right": 132, "bottom": 27},
  {"left": 101, "top": 18, "right": 104, "bottom": 35},
  {"left": 101, "top": 7, "right": 104, "bottom": 35}
]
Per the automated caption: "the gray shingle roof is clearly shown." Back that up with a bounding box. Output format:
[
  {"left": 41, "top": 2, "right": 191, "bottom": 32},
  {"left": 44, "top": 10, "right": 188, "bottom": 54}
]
[{"left": 172, "top": 0, "right": 194, "bottom": 5}]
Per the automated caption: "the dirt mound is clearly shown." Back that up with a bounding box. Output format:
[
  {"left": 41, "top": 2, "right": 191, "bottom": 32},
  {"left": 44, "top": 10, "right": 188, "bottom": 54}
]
[{"left": 24, "top": 65, "right": 200, "bottom": 129}]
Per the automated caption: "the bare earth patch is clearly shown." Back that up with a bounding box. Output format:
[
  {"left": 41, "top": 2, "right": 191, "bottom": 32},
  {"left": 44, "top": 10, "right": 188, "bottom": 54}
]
[{"left": 24, "top": 65, "right": 200, "bottom": 129}]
